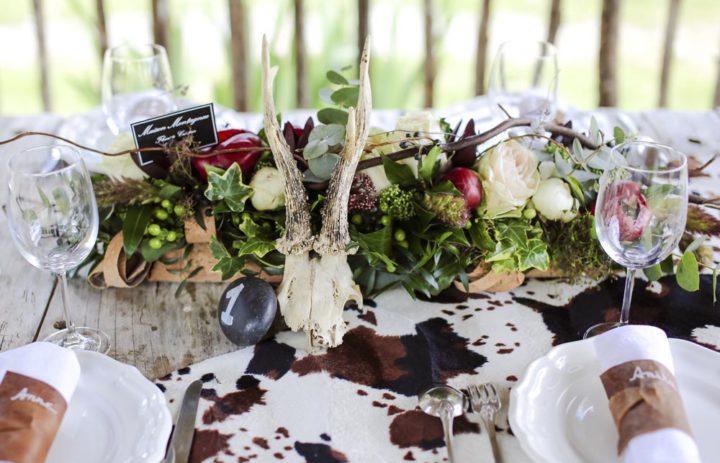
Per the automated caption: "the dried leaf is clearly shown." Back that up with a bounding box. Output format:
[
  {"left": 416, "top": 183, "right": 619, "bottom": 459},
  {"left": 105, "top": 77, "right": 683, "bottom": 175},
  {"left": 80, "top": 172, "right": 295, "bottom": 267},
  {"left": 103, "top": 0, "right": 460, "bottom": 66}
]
[{"left": 686, "top": 205, "right": 720, "bottom": 236}]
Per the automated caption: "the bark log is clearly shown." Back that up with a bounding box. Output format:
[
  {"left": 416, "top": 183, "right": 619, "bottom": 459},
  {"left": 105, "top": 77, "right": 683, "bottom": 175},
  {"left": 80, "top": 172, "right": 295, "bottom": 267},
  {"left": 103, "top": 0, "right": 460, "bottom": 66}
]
[{"left": 599, "top": 0, "right": 619, "bottom": 107}]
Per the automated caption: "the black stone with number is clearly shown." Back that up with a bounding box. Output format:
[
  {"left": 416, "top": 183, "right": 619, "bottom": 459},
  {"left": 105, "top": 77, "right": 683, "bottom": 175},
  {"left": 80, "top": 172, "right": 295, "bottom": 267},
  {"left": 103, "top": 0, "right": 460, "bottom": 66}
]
[{"left": 218, "top": 277, "right": 278, "bottom": 347}]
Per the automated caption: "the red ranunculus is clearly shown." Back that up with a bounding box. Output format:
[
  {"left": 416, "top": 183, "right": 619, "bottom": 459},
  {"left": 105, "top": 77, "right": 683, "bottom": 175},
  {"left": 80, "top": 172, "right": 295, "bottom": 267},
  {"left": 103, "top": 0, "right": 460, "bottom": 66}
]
[
  {"left": 601, "top": 180, "right": 652, "bottom": 241},
  {"left": 192, "top": 129, "right": 263, "bottom": 182}
]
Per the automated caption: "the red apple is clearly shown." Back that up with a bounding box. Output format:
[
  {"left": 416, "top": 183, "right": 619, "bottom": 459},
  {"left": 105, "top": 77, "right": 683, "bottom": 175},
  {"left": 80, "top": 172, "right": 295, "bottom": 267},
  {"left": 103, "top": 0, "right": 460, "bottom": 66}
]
[
  {"left": 441, "top": 167, "right": 483, "bottom": 210},
  {"left": 193, "top": 129, "right": 263, "bottom": 182},
  {"left": 600, "top": 180, "right": 652, "bottom": 241}
]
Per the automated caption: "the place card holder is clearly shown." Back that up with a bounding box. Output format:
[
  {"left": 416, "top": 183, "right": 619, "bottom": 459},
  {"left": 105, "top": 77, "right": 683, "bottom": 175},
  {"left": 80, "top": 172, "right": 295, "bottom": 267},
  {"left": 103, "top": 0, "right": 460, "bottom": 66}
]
[
  {"left": 600, "top": 359, "right": 693, "bottom": 455},
  {"left": 0, "top": 371, "right": 68, "bottom": 463}
]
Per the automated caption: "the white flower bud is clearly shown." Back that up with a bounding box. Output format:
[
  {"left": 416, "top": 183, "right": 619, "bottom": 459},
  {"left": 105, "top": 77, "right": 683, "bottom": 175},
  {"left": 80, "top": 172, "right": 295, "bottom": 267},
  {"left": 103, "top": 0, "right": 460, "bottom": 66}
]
[
  {"left": 250, "top": 167, "right": 285, "bottom": 211},
  {"left": 532, "top": 178, "right": 577, "bottom": 222}
]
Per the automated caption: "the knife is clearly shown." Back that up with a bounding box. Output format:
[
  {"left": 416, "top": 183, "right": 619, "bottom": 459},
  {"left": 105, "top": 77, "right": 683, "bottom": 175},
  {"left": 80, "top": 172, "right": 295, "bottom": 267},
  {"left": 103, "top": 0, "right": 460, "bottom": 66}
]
[{"left": 164, "top": 379, "right": 203, "bottom": 463}]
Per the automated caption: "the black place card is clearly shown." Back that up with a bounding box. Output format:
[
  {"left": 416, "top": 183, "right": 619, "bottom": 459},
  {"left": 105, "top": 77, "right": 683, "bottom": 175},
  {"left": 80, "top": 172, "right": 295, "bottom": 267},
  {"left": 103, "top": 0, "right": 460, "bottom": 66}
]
[{"left": 130, "top": 103, "right": 218, "bottom": 178}]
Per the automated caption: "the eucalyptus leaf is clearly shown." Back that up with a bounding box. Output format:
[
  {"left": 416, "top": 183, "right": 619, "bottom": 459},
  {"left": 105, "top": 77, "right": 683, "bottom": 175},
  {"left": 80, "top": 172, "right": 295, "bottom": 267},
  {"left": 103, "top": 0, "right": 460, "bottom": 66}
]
[
  {"left": 317, "top": 107, "right": 349, "bottom": 125},
  {"left": 308, "top": 153, "right": 340, "bottom": 180},
  {"left": 303, "top": 139, "right": 329, "bottom": 160},
  {"left": 572, "top": 138, "right": 587, "bottom": 161},
  {"left": 308, "top": 124, "right": 345, "bottom": 148},
  {"left": 589, "top": 116, "right": 600, "bottom": 144},
  {"left": 326, "top": 70, "right": 349, "bottom": 85},
  {"left": 676, "top": 250, "right": 700, "bottom": 291},
  {"left": 554, "top": 152, "right": 574, "bottom": 176},
  {"left": 330, "top": 86, "right": 360, "bottom": 107},
  {"left": 587, "top": 147, "right": 611, "bottom": 170}
]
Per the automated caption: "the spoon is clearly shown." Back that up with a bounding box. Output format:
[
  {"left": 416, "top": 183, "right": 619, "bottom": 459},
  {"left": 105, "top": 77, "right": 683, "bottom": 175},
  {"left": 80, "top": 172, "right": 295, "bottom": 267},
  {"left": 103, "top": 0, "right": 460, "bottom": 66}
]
[{"left": 418, "top": 385, "right": 466, "bottom": 463}]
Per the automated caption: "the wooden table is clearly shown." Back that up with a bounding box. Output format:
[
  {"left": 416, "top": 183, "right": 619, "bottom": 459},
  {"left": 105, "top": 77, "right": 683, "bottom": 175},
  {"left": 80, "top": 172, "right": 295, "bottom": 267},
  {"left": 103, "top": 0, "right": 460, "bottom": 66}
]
[{"left": 1, "top": 107, "right": 719, "bottom": 380}]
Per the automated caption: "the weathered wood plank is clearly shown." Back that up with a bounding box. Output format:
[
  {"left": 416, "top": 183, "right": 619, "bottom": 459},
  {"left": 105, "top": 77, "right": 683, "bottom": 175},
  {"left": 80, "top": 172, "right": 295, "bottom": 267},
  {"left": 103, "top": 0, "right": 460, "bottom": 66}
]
[
  {"left": 151, "top": 0, "right": 169, "bottom": 52},
  {"left": 96, "top": 0, "right": 108, "bottom": 60},
  {"left": 294, "top": 0, "right": 308, "bottom": 108},
  {"left": 229, "top": 0, "right": 249, "bottom": 111},
  {"left": 659, "top": 0, "right": 680, "bottom": 107},
  {"left": 423, "top": 0, "right": 434, "bottom": 107},
  {"left": 36, "top": 281, "right": 238, "bottom": 379},
  {"left": 475, "top": 0, "right": 491, "bottom": 95},
  {"left": 546, "top": 0, "right": 561, "bottom": 45},
  {"left": 32, "top": 0, "right": 51, "bottom": 112},
  {"left": 599, "top": 0, "right": 619, "bottom": 106},
  {"left": 358, "top": 0, "right": 369, "bottom": 65}
]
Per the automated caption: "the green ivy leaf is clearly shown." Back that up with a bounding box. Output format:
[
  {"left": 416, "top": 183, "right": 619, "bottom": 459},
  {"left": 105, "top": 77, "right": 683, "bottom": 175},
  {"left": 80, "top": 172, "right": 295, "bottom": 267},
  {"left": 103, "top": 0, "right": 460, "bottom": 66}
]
[
  {"left": 233, "top": 240, "right": 276, "bottom": 258},
  {"left": 419, "top": 146, "right": 443, "bottom": 183},
  {"left": 517, "top": 238, "right": 550, "bottom": 271},
  {"left": 326, "top": 70, "right": 349, "bottom": 85},
  {"left": 330, "top": 86, "right": 359, "bottom": 107},
  {"left": 381, "top": 153, "right": 416, "bottom": 185},
  {"left": 468, "top": 220, "right": 495, "bottom": 252},
  {"left": 122, "top": 205, "right": 154, "bottom": 255},
  {"left": 676, "top": 250, "right": 700, "bottom": 291},
  {"left": 204, "top": 163, "right": 253, "bottom": 212},
  {"left": 317, "top": 107, "right": 349, "bottom": 125},
  {"left": 209, "top": 237, "right": 245, "bottom": 280}
]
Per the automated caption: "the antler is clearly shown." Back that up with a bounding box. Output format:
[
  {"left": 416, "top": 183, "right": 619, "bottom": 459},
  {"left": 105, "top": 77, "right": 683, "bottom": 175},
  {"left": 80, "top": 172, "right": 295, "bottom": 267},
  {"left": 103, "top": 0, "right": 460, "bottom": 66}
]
[
  {"left": 261, "top": 36, "right": 314, "bottom": 255},
  {"left": 314, "top": 37, "right": 372, "bottom": 254}
]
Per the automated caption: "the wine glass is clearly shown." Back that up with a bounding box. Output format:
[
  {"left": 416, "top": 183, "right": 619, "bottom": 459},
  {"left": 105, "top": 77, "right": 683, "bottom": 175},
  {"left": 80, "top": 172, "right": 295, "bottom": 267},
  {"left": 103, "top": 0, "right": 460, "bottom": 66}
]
[
  {"left": 101, "top": 43, "right": 176, "bottom": 135},
  {"left": 487, "top": 40, "right": 558, "bottom": 121},
  {"left": 584, "top": 141, "right": 688, "bottom": 338},
  {"left": 6, "top": 145, "right": 110, "bottom": 353}
]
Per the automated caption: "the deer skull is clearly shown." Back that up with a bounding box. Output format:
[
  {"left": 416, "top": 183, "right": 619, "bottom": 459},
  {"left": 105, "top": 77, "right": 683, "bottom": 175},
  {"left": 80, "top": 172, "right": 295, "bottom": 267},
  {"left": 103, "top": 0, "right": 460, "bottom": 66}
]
[{"left": 261, "top": 36, "right": 372, "bottom": 350}]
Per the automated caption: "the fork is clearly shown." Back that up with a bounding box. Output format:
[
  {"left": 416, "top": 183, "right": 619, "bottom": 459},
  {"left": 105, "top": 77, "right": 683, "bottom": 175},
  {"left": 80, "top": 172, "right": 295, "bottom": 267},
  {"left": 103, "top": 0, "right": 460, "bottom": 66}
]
[{"left": 468, "top": 383, "right": 503, "bottom": 463}]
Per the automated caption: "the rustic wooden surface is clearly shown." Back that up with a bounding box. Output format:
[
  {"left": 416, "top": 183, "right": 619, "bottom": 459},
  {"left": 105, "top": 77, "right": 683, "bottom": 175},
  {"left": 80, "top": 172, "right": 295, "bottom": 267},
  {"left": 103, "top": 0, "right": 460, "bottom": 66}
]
[{"left": 1, "top": 106, "right": 719, "bottom": 380}]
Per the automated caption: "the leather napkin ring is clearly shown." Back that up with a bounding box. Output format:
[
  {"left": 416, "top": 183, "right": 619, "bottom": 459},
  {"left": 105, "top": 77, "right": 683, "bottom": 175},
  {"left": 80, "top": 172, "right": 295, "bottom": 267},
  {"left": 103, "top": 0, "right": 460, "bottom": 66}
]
[
  {"left": 600, "top": 359, "right": 693, "bottom": 455},
  {"left": 0, "top": 371, "right": 68, "bottom": 463}
]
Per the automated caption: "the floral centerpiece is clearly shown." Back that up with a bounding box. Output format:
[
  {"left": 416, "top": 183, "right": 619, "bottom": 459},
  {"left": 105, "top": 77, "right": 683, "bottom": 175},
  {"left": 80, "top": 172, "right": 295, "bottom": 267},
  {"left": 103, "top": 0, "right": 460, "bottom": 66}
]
[{"left": 6, "top": 39, "right": 716, "bottom": 349}]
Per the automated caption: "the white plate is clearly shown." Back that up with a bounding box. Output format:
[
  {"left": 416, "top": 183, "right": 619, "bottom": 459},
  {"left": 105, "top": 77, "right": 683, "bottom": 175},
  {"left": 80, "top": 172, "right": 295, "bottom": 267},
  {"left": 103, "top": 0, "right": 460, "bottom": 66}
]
[
  {"left": 45, "top": 351, "right": 172, "bottom": 463},
  {"left": 509, "top": 338, "right": 720, "bottom": 463}
]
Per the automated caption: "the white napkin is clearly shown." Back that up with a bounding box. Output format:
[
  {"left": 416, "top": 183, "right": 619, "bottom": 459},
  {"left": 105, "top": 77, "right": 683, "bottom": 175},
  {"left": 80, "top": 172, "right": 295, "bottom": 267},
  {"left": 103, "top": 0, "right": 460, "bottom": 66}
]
[
  {"left": 0, "top": 342, "right": 81, "bottom": 404},
  {"left": 593, "top": 325, "right": 701, "bottom": 463}
]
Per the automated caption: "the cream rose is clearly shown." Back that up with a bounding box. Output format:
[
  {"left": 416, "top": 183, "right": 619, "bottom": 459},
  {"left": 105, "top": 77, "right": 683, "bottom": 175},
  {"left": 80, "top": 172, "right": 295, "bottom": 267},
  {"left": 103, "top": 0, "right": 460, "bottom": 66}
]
[
  {"left": 532, "top": 178, "right": 577, "bottom": 222},
  {"left": 477, "top": 139, "right": 540, "bottom": 218},
  {"left": 250, "top": 167, "right": 285, "bottom": 211}
]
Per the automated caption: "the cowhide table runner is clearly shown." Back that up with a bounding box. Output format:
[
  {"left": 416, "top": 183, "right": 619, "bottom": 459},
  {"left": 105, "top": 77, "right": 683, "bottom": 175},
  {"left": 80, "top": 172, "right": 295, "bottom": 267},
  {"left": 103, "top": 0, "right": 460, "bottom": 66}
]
[{"left": 157, "top": 275, "right": 720, "bottom": 463}]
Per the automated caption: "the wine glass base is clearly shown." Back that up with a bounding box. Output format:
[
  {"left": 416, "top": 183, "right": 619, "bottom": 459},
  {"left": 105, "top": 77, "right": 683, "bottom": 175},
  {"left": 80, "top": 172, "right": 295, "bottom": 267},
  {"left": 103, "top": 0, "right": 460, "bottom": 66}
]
[
  {"left": 583, "top": 321, "right": 626, "bottom": 339},
  {"left": 43, "top": 327, "right": 111, "bottom": 354}
]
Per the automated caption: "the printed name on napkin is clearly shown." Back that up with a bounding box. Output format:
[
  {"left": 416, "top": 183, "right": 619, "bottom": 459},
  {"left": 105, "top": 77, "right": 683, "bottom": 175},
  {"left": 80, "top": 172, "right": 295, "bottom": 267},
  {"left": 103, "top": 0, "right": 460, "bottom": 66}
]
[
  {"left": 600, "top": 359, "right": 692, "bottom": 455},
  {"left": 0, "top": 371, "right": 68, "bottom": 463},
  {"left": 130, "top": 103, "right": 218, "bottom": 178}
]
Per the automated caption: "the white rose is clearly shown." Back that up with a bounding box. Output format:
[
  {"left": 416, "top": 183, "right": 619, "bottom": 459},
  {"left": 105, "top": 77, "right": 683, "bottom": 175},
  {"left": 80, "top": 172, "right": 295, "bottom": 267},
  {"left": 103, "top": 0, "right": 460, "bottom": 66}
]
[
  {"left": 532, "top": 178, "right": 577, "bottom": 222},
  {"left": 477, "top": 139, "right": 540, "bottom": 218},
  {"left": 250, "top": 167, "right": 285, "bottom": 211},
  {"left": 95, "top": 133, "right": 148, "bottom": 180}
]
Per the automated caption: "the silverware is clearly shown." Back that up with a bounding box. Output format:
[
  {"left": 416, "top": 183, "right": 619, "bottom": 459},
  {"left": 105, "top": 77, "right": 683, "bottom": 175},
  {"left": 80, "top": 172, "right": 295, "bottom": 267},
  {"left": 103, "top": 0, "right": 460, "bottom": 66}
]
[
  {"left": 164, "top": 379, "right": 203, "bottom": 463},
  {"left": 418, "top": 385, "right": 465, "bottom": 463},
  {"left": 468, "top": 383, "right": 503, "bottom": 463}
]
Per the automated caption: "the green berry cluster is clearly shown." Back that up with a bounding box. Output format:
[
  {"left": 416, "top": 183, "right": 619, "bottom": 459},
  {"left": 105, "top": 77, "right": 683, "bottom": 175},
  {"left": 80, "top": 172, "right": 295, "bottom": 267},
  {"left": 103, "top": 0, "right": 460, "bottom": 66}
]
[
  {"left": 145, "top": 199, "right": 186, "bottom": 249},
  {"left": 378, "top": 185, "right": 416, "bottom": 221}
]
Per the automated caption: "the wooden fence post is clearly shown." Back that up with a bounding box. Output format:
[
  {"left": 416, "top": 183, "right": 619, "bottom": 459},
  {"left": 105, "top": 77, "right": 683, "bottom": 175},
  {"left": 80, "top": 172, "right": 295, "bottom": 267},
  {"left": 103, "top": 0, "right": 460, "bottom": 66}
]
[
  {"left": 32, "top": 0, "right": 51, "bottom": 112},
  {"left": 546, "top": 0, "right": 561, "bottom": 44},
  {"left": 152, "top": 0, "right": 169, "bottom": 52},
  {"left": 475, "top": 0, "right": 491, "bottom": 95},
  {"left": 658, "top": 0, "right": 680, "bottom": 107},
  {"left": 294, "top": 0, "right": 308, "bottom": 108},
  {"left": 599, "top": 0, "right": 619, "bottom": 106},
  {"left": 229, "top": 0, "right": 248, "bottom": 111},
  {"left": 423, "top": 0, "right": 434, "bottom": 107},
  {"left": 96, "top": 0, "right": 108, "bottom": 60}
]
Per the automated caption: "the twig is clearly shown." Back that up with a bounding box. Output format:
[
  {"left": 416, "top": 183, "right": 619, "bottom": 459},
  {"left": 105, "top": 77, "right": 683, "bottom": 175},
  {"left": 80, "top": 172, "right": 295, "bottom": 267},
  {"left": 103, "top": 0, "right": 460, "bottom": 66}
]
[{"left": 690, "top": 153, "right": 718, "bottom": 175}]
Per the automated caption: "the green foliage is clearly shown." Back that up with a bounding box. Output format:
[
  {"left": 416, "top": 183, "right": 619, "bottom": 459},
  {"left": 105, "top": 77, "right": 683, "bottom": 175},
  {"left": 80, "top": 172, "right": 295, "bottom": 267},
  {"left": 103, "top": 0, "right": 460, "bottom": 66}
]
[
  {"left": 677, "top": 250, "right": 700, "bottom": 291},
  {"left": 378, "top": 184, "right": 416, "bottom": 221},
  {"left": 122, "top": 205, "right": 154, "bottom": 255},
  {"left": 420, "top": 183, "right": 468, "bottom": 228},
  {"left": 486, "top": 220, "right": 550, "bottom": 273},
  {"left": 381, "top": 153, "right": 416, "bottom": 185},
  {"left": 544, "top": 213, "right": 613, "bottom": 280},
  {"left": 209, "top": 237, "right": 245, "bottom": 280},
  {"left": 204, "top": 163, "right": 253, "bottom": 212}
]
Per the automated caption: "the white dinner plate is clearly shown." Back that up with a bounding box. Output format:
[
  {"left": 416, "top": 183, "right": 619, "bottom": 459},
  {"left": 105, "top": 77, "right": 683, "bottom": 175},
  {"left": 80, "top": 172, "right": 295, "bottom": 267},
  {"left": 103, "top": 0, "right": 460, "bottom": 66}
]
[
  {"left": 509, "top": 338, "right": 720, "bottom": 463},
  {"left": 45, "top": 351, "right": 172, "bottom": 463}
]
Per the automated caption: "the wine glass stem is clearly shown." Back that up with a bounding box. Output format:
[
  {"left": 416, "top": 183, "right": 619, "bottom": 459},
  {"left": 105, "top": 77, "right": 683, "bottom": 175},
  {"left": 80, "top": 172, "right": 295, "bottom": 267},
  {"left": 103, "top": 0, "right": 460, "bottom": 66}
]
[
  {"left": 56, "top": 272, "right": 76, "bottom": 335},
  {"left": 619, "top": 268, "right": 636, "bottom": 325}
]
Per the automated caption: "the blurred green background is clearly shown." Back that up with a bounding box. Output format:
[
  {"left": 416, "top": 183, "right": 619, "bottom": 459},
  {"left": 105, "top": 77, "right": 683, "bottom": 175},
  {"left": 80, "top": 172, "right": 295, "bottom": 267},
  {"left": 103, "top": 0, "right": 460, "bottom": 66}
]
[{"left": 0, "top": 0, "right": 718, "bottom": 114}]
